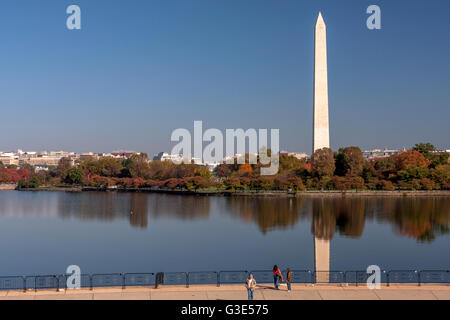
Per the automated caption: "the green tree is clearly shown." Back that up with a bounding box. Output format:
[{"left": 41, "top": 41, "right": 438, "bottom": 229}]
[
  {"left": 18, "top": 177, "right": 40, "bottom": 189},
  {"left": 123, "top": 153, "right": 151, "bottom": 179},
  {"left": 413, "top": 143, "right": 449, "bottom": 167},
  {"left": 65, "top": 166, "right": 83, "bottom": 184},
  {"left": 397, "top": 166, "right": 430, "bottom": 181},
  {"left": 413, "top": 143, "right": 436, "bottom": 154},
  {"left": 98, "top": 157, "right": 124, "bottom": 177},
  {"left": 57, "top": 157, "right": 72, "bottom": 178},
  {"left": 251, "top": 177, "right": 274, "bottom": 190}
]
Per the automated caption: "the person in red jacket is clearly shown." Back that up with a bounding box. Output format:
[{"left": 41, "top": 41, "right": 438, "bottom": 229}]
[{"left": 272, "top": 265, "right": 283, "bottom": 289}]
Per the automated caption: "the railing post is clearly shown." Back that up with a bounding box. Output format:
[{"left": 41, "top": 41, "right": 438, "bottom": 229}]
[
  {"left": 217, "top": 272, "right": 220, "bottom": 287},
  {"left": 56, "top": 276, "right": 59, "bottom": 292},
  {"left": 90, "top": 275, "right": 93, "bottom": 291},
  {"left": 417, "top": 270, "right": 420, "bottom": 287},
  {"left": 387, "top": 271, "right": 390, "bottom": 287},
  {"left": 155, "top": 272, "right": 164, "bottom": 289},
  {"left": 122, "top": 273, "right": 125, "bottom": 290},
  {"left": 186, "top": 273, "right": 189, "bottom": 288},
  {"left": 22, "top": 276, "right": 26, "bottom": 292}
]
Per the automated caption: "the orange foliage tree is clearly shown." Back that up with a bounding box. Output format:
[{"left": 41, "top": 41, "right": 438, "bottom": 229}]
[{"left": 394, "top": 150, "right": 431, "bottom": 170}]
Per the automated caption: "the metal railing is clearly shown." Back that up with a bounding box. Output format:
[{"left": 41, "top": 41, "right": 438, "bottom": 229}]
[
  {"left": 344, "top": 270, "right": 389, "bottom": 286},
  {"left": 218, "top": 271, "right": 249, "bottom": 286},
  {"left": 290, "top": 270, "right": 314, "bottom": 284},
  {"left": 124, "top": 273, "right": 156, "bottom": 288},
  {"left": 0, "top": 269, "right": 448, "bottom": 291}
]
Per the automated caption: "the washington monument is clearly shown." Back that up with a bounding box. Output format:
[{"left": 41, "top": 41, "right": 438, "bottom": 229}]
[
  {"left": 313, "top": 12, "right": 330, "bottom": 154},
  {"left": 313, "top": 12, "right": 331, "bottom": 282}
]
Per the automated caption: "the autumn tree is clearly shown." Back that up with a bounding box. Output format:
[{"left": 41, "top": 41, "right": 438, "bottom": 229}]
[
  {"left": 335, "top": 146, "right": 365, "bottom": 176},
  {"left": 287, "top": 177, "right": 306, "bottom": 191},
  {"left": 238, "top": 163, "right": 253, "bottom": 177},
  {"left": 194, "top": 166, "right": 211, "bottom": 179},
  {"left": 311, "top": 148, "right": 335, "bottom": 179},
  {"left": 394, "top": 150, "right": 431, "bottom": 171},
  {"left": 20, "top": 163, "right": 35, "bottom": 174},
  {"left": 216, "top": 164, "right": 231, "bottom": 177},
  {"left": 431, "top": 164, "right": 450, "bottom": 186},
  {"left": 181, "top": 176, "right": 210, "bottom": 191}
]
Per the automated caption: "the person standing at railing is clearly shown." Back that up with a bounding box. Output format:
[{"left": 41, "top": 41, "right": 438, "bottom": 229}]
[
  {"left": 286, "top": 268, "right": 293, "bottom": 292},
  {"left": 245, "top": 274, "right": 256, "bottom": 300}
]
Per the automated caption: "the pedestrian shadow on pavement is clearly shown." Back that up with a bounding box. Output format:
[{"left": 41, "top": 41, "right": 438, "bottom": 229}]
[{"left": 256, "top": 285, "right": 282, "bottom": 291}]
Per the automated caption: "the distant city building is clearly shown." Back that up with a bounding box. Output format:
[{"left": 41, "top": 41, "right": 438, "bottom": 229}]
[
  {"left": 111, "top": 150, "right": 137, "bottom": 158},
  {"left": 153, "top": 152, "right": 221, "bottom": 171},
  {"left": 22, "top": 157, "right": 60, "bottom": 166},
  {"left": 34, "top": 166, "right": 50, "bottom": 172},
  {"left": 80, "top": 152, "right": 98, "bottom": 159},
  {"left": 153, "top": 152, "right": 185, "bottom": 163},
  {"left": 204, "top": 161, "right": 221, "bottom": 171},
  {"left": 280, "top": 151, "right": 308, "bottom": 160},
  {"left": 0, "top": 155, "right": 19, "bottom": 166},
  {"left": 363, "top": 148, "right": 406, "bottom": 160}
]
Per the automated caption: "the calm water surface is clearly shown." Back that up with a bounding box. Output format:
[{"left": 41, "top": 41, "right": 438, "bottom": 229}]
[{"left": 0, "top": 191, "right": 449, "bottom": 276}]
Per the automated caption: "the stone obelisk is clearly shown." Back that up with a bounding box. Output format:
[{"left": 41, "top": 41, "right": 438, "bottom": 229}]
[
  {"left": 313, "top": 12, "right": 330, "bottom": 283},
  {"left": 313, "top": 12, "right": 330, "bottom": 154}
]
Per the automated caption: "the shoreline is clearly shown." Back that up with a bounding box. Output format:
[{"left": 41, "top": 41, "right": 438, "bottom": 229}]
[{"left": 5, "top": 185, "right": 450, "bottom": 197}]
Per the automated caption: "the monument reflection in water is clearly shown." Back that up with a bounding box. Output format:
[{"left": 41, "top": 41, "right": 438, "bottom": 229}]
[{"left": 224, "top": 195, "right": 449, "bottom": 283}]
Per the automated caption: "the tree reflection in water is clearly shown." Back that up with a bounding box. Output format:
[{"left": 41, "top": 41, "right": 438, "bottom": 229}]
[
  {"left": 0, "top": 192, "right": 447, "bottom": 242},
  {"left": 224, "top": 197, "right": 306, "bottom": 234},
  {"left": 224, "top": 196, "right": 449, "bottom": 242}
]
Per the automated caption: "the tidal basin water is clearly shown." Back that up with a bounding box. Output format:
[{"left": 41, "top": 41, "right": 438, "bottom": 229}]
[{"left": 0, "top": 191, "right": 449, "bottom": 276}]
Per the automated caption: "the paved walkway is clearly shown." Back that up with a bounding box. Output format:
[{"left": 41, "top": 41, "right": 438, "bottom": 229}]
[{"left": 1, "top": 284, "right": 449, "bottom": 300}]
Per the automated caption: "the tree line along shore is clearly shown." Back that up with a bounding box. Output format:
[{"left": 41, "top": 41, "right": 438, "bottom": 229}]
[{"left": 0, "top": 143, "right": 449, "bottom": 194}]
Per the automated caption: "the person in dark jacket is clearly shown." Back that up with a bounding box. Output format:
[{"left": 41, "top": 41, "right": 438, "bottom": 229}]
[{"left": 286, "top": 268, "right": 293, "bottom": 292}]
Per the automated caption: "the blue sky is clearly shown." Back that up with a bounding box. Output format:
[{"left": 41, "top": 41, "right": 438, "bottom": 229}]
[{"left": 0, "top": 0, "right": 449, "bottom": 155}]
